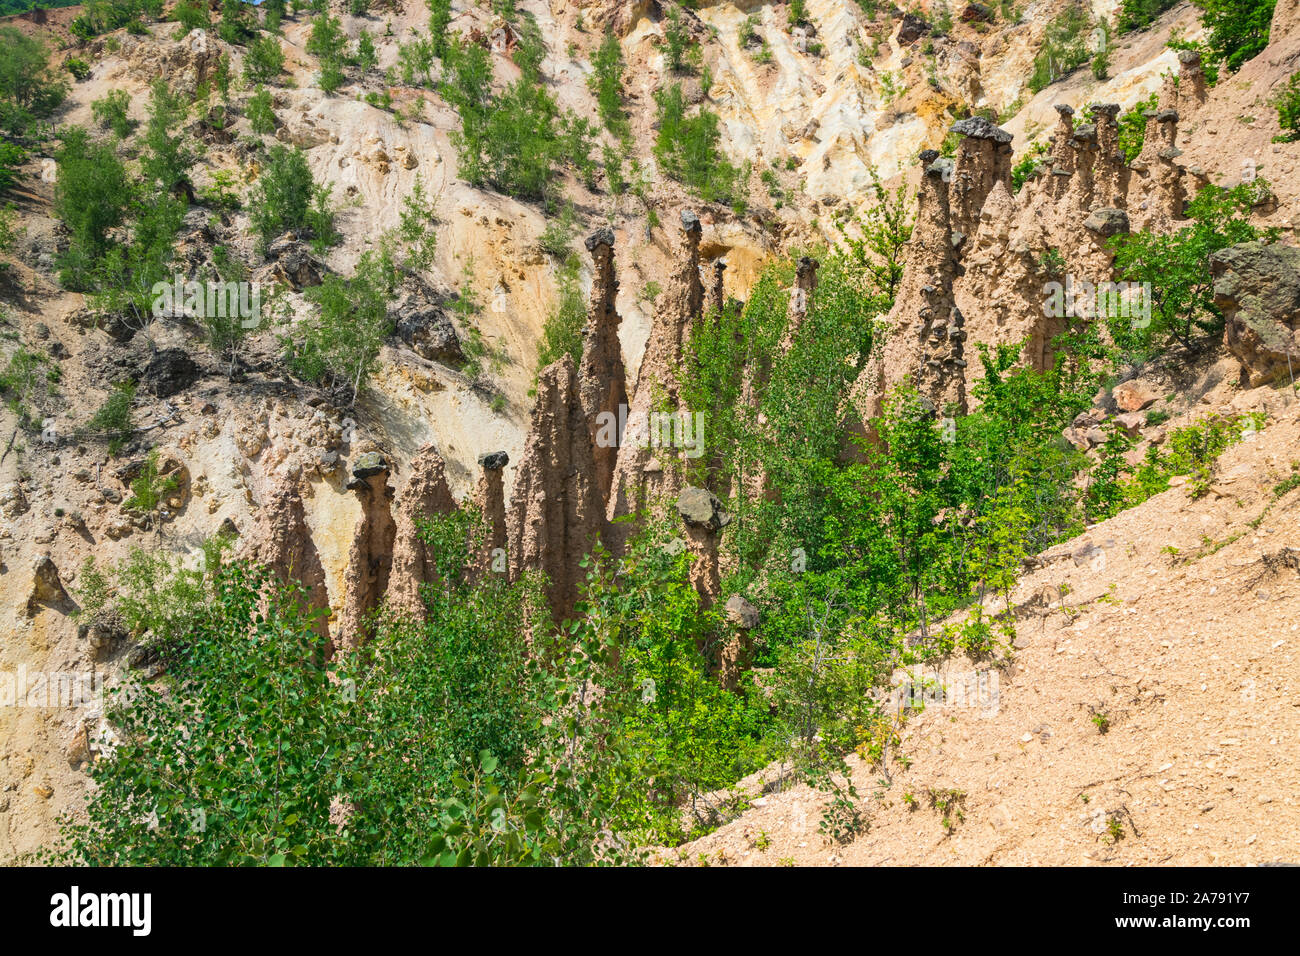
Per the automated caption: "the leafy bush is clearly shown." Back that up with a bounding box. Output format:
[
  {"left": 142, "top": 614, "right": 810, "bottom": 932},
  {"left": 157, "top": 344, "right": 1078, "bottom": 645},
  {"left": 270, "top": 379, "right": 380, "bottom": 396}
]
[
  {"left": 307, "top": 14, "right": 348, "bottom": 93},
  {"left": 171, "top": 0, "right": 209, "bottom": 34},
  {"left": 139, "top": 79, "right": 194, "bottom": 195},
  {"left": 85, "top": 381, "right": 135, "bottom": 454},
  {"left": 248, "top": 145, "right": 332, "bottom": 252},
  {"left": 1192, "top": 0, "right": 1275, "bottom": 73},
  {"left": 1271, "top": 71, "right": 1300, "bottom": 142},
  {"left": 653, "top": 83, "right": 746, "bottom": 209},
  {"left": 244, "top": 34, "right": 285, "bottom": 83},
  {"left": 1108, "top": 179, "right": 1278, "bottom": 355},
  {"left": 53, "top": 128, "right": 133, "bottom": 289},
  {"left": 0, "top": 141, "right": 26, "bottom": 194},
  {"left": 664, "top": 6, "right": 696, "bottom": 74},
  {"left": 1028, "top": 4, "right": 1093, "bottom": 93},
  {"left": 91, "top": 89, "right": 134, "bottom": 137},
  {"left": 1117, "top": 93, "right": 1158, "bottom": 161},
  {"left": 246, "top": 85, "right": 276, "bottom": 135},
  {"left": 289, "top": 249, "right": 396, "bottom": 404},
  {"left": 534, "top": 253, "right": 584, "bottom": 374},
  {"left": 442, "top": 39, "right": 595, "bottom": 201},
  {"left": 1010, "top": 141, "right": 1048, "bottom": 192},
  {"left": 589, "top": 32, "right": 627, "bottom": 137},
  {"left": 0, "top": 26, "right": 67, "bottom": 135},
  {"left": 1116, "top": 0, "right": 1180, "bottom": 32}
]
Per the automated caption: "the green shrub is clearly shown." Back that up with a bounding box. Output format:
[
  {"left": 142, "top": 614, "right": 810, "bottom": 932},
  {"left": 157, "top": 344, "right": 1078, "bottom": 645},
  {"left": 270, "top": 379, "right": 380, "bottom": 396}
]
[
  {"left": 535, "top": 253, "right": 584, "bottom": 375},
  {"left": 1117, "top": 93, "right": 1158, "bottom": 161},
  {"left": 53, "top": 128, "right": 133, "bottom": 289},
  {"left": 1028, "top": 4, "right": 1093, "bottom": 93},
  {"left": 244, "top": 34, "right": 285, "bottom": 83},
  {"left": 589, "top": 32, "right": 627, "bottom": 137},
  {"left": 0, "top": 27, "right": 67, "bottom": 134},
  {"left": 1192, "top": 0, "right": 1275, "bottom": 73},
  {"left": 1116, "top": 0, "right": 1180, "bottom": 32},
  {"left": 172, "top": 0, "right": 209, "bottom": 34},
  {"left": 653, "top": 83, "right": 746, "bottom": 209},
  {"left": 246, "top": 85, "right": 276, "bottom": 135},
  {"left": 91, "top": 89, "right": 134, "bottom": 137},
  {"left": 1271, "top": 71, "right": 1300, "bottom": 142},
  {"left": 289, "top": 249, "right": 396, "bottom": 404},
  {"left": 85, "top": 381, "right": 135, "bottom": 454},
  {"left": 248, "top": 145, "right": 327, "bottom": 252},
  {"left": 307, "top": 14, "right": 348, "bottom": 93},
  {"left": 442, "top": 39, "right": 595, "bottom": 201},
  {"left": 1108, "top": 179, "right": 1278, "bottom": 356}
]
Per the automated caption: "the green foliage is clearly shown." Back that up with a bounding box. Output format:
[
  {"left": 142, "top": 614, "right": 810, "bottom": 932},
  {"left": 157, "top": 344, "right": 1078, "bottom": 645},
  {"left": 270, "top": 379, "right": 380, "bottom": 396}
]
[
  {"left": 249, "top": 145, "right": 334, "bottom": 253},
  {"left": 308, "top": 14, "right": 348, "bottom": 93},
  {"left": 218, "top": 0, "right": 253, "bottom": 45},
  {"left": 664, "top": 6, "right": 696, "bottom": 74},
  {"left": 589, "top": 32, "right": 628, "bottom": 137},
  {"left": 442, "top": 39, "right": 595, "bottom": 201},
  {"left": 1121, "top": 412, "right": 1262, "bottom": 507},
  {"left": 1117, "top": 0, "right": 1180, "bottom": 32},
  {"left": 1028, "top": 4, "right": 1093, "bottom": 93},
  {"left": 536, "top": 202, "right": 577, "bottom": 259},
  {"left": 653, "top": 83, "right": 746, "bottom": 209},
  {"left": 91, "top": 89, "right": 134, "bottom": 138},
  {"left": 1091, "top": 19, "right": 1111, "bottom": 80},
  {"left": 52, "top": 525, "right": 631, "bottom": 865},
  {"left": 535, "top": 253, "right": 584, "bottom": 374},
  {"left": 0, "top": 346, "right": 53, "bottom": 433},
  {"left": 53, "top": 128, "right": 133, "bottom": 290},
  {"left": 1011, "top": 141, "right": 1048, "bottom": 192},
  {"left": 0, "top": 26, "right": 67, "bottom": 135},
  {"left": 397, "top": 174, "right": 437, "bottom": 271},
  {"left": 1108, "top": 179, "right": 1278, "bottom": 355},
  {"left": 1271, "top": 71, "right": 1300, "bottom": 142},
  {"left": 171, "top": 0, "right": 209, "bottom": 34},
  {"left": 427, "top": 0, "right": 452, "bottom": 55},
  {"left": 122, "top": 448, "right": 179, "bottom": 527},
  {"left": 832, "top": 166, "right": 912, "bottom": 309},
  {"left": 70, "top": 0, "right": 161, "bottom": 40},
  {"left": 1118, "top": 93, "right": 1158, "bottom": 161},
  {"left": 246, "top": 85, "right": 276, "bottom": 135},
  {"left": 0, "top": 141, "right": 26, "bottom": 195},
  {"left": 396, "top": 36, "right": 436, "bottom": 86},
  {"left": 85, "top": 381, "right": 135, "bottom": 454},
  {"left": 140, "top": 79, "right": 194, "bottom": 194},
  {"left": 244, "top": 34, "right": 285, "bottom": 83},
  {"left": 1192, "top": 0, "right": 1275, "bottom": 73},
  {"left": 355, "top": 30, "right": 379, "bottom": 73},
  {"left": 289, "top": 248, "right": 396, "bottom": 405}
]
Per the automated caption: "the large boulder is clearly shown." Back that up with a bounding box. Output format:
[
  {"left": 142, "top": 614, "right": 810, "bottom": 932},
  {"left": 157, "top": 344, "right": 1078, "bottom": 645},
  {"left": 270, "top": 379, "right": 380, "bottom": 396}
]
[
  {"left": 897, "top": 12, "right": 930, "bottom": 44},
  {"left": 1212, "top": 242, "right": 1300, "bottom": 388},
  {"left": 676, "top": 486, "right": 731, "bottom": 533},
  {"left": 264, "top": 234, "right": 324, "bottom": 290},
  {"left": 144, "top": 347, "right": 202, "bottom": 398}
]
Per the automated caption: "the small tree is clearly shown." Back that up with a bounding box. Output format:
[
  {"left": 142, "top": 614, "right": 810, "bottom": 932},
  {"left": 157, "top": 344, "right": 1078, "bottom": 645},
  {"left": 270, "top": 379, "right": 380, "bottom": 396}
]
[
  {"left": 244, "top": 34, "right": 285, "bottom": 83},
  {"left": 1271, "top": 71, "right": 1300, "bottom": 142},
  {"left": 123, "top": 448, "right": 181, "bottom": 538},
  {"left": 292, "top": 249, "right": 397, "bottom": 405},
  {"left": 91, "top": 89, "right": 134, "bottom": 137},
  {"left": 140, "top": 79, "right": 194, "bottom": 196},
  {"left": 249, "top": 145, "right": 315, "bottom": 252},
  {"left": 307, "top": 14, "right": 348, "bottom": 94},
  {"left": 54, "top": 128, "right": 133, "bottom": 290},
  {"left": 246, "top": 85, "right": 276, "bottom": 135},
  {"left": 1192, "top": 0, "right": 1276, "bottom": 73}
]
